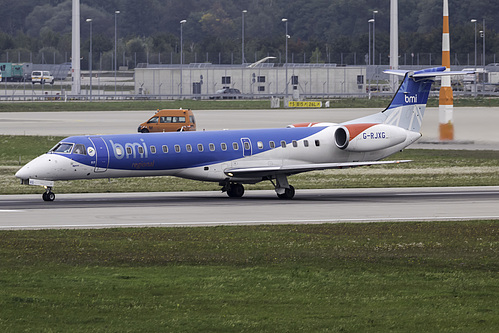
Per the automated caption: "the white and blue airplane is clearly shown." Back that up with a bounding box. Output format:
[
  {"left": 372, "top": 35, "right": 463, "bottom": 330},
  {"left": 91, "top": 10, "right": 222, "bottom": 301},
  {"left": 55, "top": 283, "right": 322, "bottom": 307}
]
[{"left": 15, "top": 67, "right": 469, "bottom": 201}]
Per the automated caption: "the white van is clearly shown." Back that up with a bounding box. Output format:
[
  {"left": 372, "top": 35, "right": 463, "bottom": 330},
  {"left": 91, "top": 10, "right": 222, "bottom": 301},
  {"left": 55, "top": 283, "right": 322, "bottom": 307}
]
[{"left": 31, "top": 71, "right": 54, "bottom": 85}]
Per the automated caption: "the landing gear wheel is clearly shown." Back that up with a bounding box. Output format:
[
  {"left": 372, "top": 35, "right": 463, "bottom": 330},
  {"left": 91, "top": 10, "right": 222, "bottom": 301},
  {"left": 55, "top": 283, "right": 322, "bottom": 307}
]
[
  {"left": 42, "top": 191, "right": 55, "bottom": 202},
  {"left": 227, "top": 183, "right": 245, "bottom": 198},
  {"left": 277, "top": 185, "right": 295, "bottom": 200}
]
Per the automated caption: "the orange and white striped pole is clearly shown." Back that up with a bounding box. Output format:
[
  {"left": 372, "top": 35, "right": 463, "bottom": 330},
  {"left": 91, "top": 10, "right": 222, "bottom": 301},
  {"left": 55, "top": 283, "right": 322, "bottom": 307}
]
[{"left": 439, "top": 0, "right": 453, "bottom": 140}]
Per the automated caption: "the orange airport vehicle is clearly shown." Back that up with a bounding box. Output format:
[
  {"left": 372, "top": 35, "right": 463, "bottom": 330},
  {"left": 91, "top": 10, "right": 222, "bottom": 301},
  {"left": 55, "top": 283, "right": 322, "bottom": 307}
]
[{"left": 138, "top": 109, "right": 196, "bottom": 133}]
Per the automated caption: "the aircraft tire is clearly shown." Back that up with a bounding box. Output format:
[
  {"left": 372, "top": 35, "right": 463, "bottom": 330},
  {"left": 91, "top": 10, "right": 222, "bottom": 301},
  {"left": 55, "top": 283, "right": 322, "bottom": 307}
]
[
  {"left": 227, "top": 183, "right": 244, "bottom": 198},
  {"left": 42, "top": 192, "right": 55, "bottom": 202},
  {"left": 277, "top": 185, "right": 295, "bottom": 200}
]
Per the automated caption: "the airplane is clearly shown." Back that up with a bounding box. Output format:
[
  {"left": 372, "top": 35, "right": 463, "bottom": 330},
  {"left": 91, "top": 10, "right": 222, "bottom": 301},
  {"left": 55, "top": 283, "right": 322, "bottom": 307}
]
[{"left": 15, "top": 66, "right": 470, "bottom": 201}]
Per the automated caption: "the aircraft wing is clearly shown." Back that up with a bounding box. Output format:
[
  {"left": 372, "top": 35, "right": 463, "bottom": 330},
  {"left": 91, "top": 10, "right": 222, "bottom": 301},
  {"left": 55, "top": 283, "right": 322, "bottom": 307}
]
[{"left": 224, "top": 160, "right": 411, "bottom": 178}]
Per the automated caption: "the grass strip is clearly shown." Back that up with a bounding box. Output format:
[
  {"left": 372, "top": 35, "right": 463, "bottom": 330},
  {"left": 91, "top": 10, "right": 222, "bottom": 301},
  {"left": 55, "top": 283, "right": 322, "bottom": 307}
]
[{"left": 1, "top": 222, "right": 498, "bottom": 332}]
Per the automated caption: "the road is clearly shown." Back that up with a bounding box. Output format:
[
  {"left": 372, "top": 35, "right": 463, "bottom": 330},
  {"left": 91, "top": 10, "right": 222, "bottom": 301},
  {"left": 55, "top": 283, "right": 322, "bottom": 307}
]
[{"left": 1, "top": 187, "right": 498, "bottom": 230}]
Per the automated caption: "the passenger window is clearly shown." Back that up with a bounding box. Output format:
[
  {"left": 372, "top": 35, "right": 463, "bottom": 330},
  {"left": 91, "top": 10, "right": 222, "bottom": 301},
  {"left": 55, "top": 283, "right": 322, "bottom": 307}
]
[
  {"left": 281, "top": 141, "right": 286, "bottom": 148},
  {"left": 174, "top": 145, "right": 181, "bottom": 153},
  {"left": 244, "top": 142, "right": 250, "bottom": 150},
  {"left": 209, "top": 143, "right": 215, "bottom": 151},
  {"left": 269, "top": 141, "right": 275, "bottom": 149},
  {"left": 74, "top": 144, "right": 86, "bottom": 155},
  {"left": 186, "top": 144, "right": 192, "bottom": 152},
  {"left": 162, "top": 145, "right": 169, "bottom": 153},
  {"left": 150, "top": 146, "right": 156, "bottom": 154},
  {"left": 179, "top": 116, "right": 186, "bottom": 123},
  {"left": 232, "top": 142, "right": 239, "bottom": 150},
  {"left": 257, "top": 141, "right": 263, "bottom": 149},
  {"left": 315, "top": 140, "right": 320, "bottom": 147},
  {"left": 138, "top": 146, "right": 144, "bottom": 154},
  {"left": 197, "top": 144, "right": 204, "bottom": 152},
  {"left": 304, "top": 140, "right": 309, "bottom": 147},
  {"left": 292, "top": 140, "right": 298, "bottom": 147},
  {"left": 221, "top": 143, "right": 227, "bottom": 151},
  {"left": 126, "top": 147, "right": 132, "bottom": 155},
  {"left": 147, "top": 117, "right": 159, "bottom": 124}
]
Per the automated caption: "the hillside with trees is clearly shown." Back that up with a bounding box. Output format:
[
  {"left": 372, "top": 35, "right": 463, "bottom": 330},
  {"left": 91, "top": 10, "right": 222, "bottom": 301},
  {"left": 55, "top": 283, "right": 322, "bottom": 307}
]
[{"left": 0, "top": 0, "right": 498, "bottom": 69}]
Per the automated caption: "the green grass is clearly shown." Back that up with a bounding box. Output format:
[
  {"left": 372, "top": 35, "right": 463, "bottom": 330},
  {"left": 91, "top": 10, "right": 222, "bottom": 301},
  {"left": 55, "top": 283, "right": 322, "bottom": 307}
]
[
  {"left": 1, "top": 96, "right": 499, "bottom": 112},
  {"left": 1, "top": 222, "right": 498, "bottom": 332},
  {"left": 2, "top": 135, "right": 499, "bottom": 194}
]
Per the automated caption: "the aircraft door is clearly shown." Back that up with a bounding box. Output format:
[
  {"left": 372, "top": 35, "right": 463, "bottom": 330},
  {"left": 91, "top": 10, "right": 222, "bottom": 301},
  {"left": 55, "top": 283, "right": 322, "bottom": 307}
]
[
  {"left": 241, "top": 138, "right": 252, "bottom": 157},
  {"left": 89, "top": 137, "right": 109, "bottom": 172}
]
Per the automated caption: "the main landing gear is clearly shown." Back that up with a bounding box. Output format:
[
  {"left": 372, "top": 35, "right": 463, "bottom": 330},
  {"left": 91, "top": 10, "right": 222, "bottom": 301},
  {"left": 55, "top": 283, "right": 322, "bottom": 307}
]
[
  {"left": 270, "top": 174, "right": 295, "bottom": 200},
  {"left": 42, "top": 187, "right": 55, "bottom": 202},
  {"left": 221, "top": 174, "right": 296, "bottom": 199},
  {"left": 222, "top": 182, "right": 245, "bottom": 198}
]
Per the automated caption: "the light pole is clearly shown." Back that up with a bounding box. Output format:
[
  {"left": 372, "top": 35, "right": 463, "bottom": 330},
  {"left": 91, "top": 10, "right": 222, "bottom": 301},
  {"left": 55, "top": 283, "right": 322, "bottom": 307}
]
[
  {"left": 372, "top": 10, "right": 378, "bottom": 66},
  {"left": 282, "top": 18, "right": 288, "bottom": 101},
  {"left": 471, "top": 19, "right": 477, "bottom": 96},
  {"left": 86, "top": 18, "right": 93, "bottom": 101},
  {"left": 368, "top": 19, "right": 374, "bottom": 66},
  {"left": 180, "top": 19, "right": 186, "bottom": 98},
  {"left": 242, "top": 10, "right": 247, "bottom": 64},
  {"left": 114, "top": 10, "right": 120, "bottom": 96},
  {"left": 481, "top": 19, "right": 485, "bottom": 66}
]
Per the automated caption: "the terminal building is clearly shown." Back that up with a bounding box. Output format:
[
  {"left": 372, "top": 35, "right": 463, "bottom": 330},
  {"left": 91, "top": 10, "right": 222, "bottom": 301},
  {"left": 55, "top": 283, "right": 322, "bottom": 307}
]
[{"left": 134, "top": 63, "right": 367, "bottom": 99}]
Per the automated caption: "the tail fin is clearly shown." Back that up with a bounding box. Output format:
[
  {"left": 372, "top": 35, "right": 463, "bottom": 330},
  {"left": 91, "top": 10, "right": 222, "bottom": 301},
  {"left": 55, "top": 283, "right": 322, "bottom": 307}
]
[
  {"left": 344, "top": 67, "right": 472, "bottom": 132},
  {"left": 381, "top": 67, "right": 439, "bottom": 132}
]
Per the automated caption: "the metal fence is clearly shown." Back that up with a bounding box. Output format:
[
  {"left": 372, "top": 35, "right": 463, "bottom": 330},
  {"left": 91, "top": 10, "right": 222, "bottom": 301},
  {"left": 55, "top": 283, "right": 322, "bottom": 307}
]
[{"left": 2, "top": 51, "right": 499, "bottom": 70}]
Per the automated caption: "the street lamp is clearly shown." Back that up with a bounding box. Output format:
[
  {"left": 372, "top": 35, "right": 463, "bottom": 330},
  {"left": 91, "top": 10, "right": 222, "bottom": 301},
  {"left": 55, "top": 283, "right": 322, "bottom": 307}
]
[
  {"left": 114, "top": 10, "right": 120, "bottom": 96},
  {"left": 471, "top": 19, "right": 477, "bottom": 96},
  {"left": 282, "top": 18, "right": 288, "bottom": 100},
  {"left": 180, "top": 19, "right": 186, "bottom": 97},
  {"left": 481, "top": 19, "right": 486, "bottom": 66},
  {"left": 372, "top": 10, "right": 378, "bottom": 66},
  {"left": 86, "top": 18, "right": 93, "bottom": 101},
  {"left": 242, "top": 10, "right": 247, "bottom": 64},
  {"left": 368, "top": 19, "right": 374, "bottom": 66}
]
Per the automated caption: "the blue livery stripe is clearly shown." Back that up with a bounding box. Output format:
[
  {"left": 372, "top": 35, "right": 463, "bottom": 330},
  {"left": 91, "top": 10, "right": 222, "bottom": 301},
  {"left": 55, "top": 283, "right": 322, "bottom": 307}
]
[{"left": 58, "top": 127, "right": 326, "bottom": 171}]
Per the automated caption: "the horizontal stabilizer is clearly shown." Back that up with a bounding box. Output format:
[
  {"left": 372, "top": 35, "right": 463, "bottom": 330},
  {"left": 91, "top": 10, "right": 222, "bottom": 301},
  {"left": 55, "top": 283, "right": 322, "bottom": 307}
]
[
  {"left": 384, "top": 66, "right": 474, "bottom": 78},
  {"left": 225, "top": 160, "right": 411, "bottom": 178}
]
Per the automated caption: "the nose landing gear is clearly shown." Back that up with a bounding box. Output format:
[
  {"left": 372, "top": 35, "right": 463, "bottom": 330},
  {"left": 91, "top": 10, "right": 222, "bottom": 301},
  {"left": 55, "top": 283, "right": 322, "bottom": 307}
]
[{"left": 42, "top": 187, "right": 55, "bottom": 202}]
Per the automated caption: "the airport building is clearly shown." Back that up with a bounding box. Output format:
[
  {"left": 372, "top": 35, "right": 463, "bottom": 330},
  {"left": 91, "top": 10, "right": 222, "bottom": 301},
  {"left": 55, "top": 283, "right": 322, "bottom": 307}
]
[{"left": 134, "top": 64, "right": 367, "bottom": 99}]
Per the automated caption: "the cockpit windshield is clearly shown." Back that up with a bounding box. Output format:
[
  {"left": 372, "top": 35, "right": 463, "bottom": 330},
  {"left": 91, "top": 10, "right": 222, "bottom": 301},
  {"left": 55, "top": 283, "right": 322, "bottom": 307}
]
[
  {"left": 50, "top": 143, "right": 74, "bottom": 154},
  {"left": 49, "top": 142, "right": 87, "bottom": 155}
]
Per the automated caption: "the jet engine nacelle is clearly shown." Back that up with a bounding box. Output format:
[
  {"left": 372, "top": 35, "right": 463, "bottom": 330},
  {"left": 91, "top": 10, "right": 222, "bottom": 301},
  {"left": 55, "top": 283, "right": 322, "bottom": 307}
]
[{"left": 334, "top": 123, "right": 409, "bottom": 152}]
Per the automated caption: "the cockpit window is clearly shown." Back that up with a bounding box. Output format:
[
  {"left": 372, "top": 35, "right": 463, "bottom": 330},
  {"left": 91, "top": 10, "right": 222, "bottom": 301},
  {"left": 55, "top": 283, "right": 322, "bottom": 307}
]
[
  {"left": 73, "top": 144, "right": 86, "bottom": 155},
  {"left": 50, "top": 143, "right": 74, "bottom": 154}
]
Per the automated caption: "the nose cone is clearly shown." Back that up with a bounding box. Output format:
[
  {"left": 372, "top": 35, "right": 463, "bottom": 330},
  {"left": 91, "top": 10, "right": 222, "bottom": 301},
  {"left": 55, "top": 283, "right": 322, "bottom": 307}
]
[
  {"left": 15, "top": 154, "right": 70, "bottom": 181},
  {"left": 15, "top": 165, "right": 30, "bottom": 180}
]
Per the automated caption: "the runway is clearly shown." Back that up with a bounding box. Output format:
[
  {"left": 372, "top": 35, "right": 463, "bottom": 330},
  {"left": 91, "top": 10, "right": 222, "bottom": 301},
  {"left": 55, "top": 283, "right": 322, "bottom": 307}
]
[{"left": 1, "top": 187, "right": 499, "bottom": 230}]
